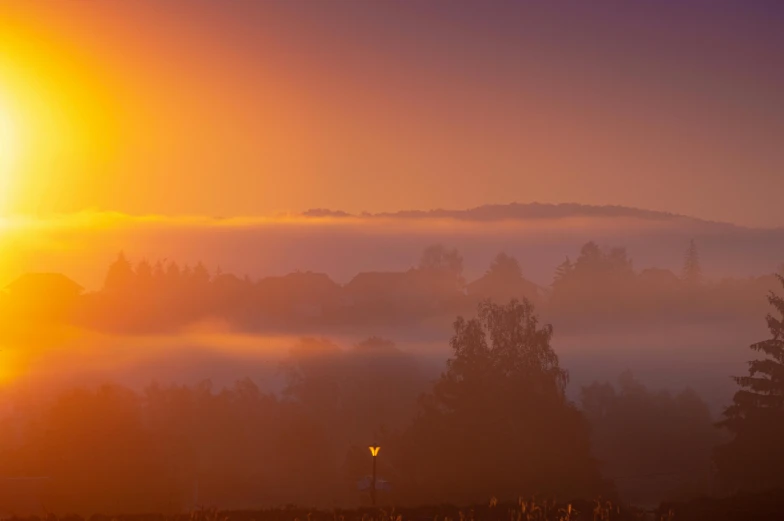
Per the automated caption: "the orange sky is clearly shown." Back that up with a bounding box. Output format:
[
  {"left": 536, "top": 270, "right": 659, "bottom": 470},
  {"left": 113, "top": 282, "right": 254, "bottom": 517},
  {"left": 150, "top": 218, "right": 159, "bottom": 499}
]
[{"left": 1, "top": 1, "right": 783, "bottom": 226}]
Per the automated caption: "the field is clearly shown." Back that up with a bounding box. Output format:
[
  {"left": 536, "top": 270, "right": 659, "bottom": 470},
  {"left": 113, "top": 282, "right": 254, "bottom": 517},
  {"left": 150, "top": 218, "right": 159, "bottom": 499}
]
[{"left": 3, "top": 492, "right": 784, "bottom": 521}]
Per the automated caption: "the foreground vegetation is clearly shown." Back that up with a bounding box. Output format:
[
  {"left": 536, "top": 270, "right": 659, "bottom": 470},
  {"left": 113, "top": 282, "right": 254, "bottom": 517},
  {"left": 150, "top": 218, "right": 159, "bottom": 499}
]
[{"left": 3, "top": 491, "right": 784, "bottom": 521}]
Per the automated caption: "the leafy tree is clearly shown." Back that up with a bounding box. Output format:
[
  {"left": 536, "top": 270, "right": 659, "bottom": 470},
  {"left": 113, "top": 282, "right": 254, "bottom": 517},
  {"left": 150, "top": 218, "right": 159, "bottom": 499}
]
[
  {"left": 30, "top": 385, "right": 169, "bottom": 514},
  {"left": 574, "top": 241, "right": 603, "bottom": 273},
  {"left": 582, "top": 371, "right": 722, "bottom": 505},
  {"left": 281, "top": 337, "right": 344, "bottom": 414},
  {"left": 487, "top": 252, "right": 523, "bottom": 280},
  {"left": 399, "top": 299, "right": 603, "bottom": 504},
  {"left": 608, "top": 246, "right": 634, "bottom": 275},
  {"left": 563, "top": 242, "right": 634, "bottom": 284},
  {"left": 282, "top": 336, "right": 427, "bottom": 455},
  {"left": 192, "top": 261, "right": 211, "bottom": 286},
  {"left": 419, "top": 244, "right": 463, "bottom": 272},
  {"left": 469, "top": 253, "right": 539, "bottom": 304},
  {"left": 715, "top": 275, "right": 784, "bottom": 491},
  {"left": 414, "top": 244, "right": 466, "bottom": 304},
  {"left": 418, "top": 244, "right": 464, "bottom": 284},
  {"left": 550, "top": 242, "right": 636, "bottom": 318},
  {"left": 682, "top": 239, "right": 702, "bottom": 286}
]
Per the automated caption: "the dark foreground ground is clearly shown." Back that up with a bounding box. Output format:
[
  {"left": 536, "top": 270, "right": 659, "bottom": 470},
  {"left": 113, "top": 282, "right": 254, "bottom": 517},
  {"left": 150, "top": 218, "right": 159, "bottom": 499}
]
[{"left": 4, "top": 492, "right": 784, "bottom": 521}]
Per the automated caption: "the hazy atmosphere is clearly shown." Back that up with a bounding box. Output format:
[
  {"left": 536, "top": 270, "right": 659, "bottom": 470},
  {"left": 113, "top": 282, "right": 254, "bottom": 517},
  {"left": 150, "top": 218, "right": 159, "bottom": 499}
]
[{"left": 1, "top": 1, "right": 783, "bottom": 520}]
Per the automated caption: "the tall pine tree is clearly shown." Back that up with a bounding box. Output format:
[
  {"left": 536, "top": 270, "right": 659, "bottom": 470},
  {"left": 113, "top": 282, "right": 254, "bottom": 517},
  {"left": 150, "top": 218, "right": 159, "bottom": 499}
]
[
  {"left": 104, "top": 251, "right": 135, "bottom": 292},
  {"left": 715, "top": 275, "right": 784, "bottom": 491},
  {"left": 682, "top": 239, "right": 702, "bottom": 286},
  {"left": 552, "top": 256, "right": 573, "bottom": 286}
]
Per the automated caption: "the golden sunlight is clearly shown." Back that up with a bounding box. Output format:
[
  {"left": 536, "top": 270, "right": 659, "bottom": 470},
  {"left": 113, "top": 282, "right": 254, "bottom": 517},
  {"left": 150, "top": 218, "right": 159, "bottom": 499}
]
[
  {"left": 0, "top": 17, "right": 121, "bottom": 216},
  {"left": 0, "top": 96, "right": 19, "bottom": 212}
]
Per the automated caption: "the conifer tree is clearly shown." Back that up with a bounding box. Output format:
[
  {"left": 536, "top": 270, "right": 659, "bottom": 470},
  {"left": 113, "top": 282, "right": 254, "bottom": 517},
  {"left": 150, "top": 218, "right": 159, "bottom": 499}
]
[
  {"left": 104, "top": 251, "right": 135, "bottom": 292},
  {"left": 682, "top": 239, "right": 702, "bottom": 285},
  {"left": 553, "top": 257, "right": 573, "bottom": 286},
  {"left": 715, "top": 275, "right": 784, "bottom": 491}
]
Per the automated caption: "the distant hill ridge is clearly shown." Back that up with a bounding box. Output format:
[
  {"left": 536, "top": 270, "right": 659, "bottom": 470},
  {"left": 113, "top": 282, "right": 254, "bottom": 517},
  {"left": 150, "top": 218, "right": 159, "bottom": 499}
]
[{"left": 301, "top": 203, "right": 736, "bottom": 227}]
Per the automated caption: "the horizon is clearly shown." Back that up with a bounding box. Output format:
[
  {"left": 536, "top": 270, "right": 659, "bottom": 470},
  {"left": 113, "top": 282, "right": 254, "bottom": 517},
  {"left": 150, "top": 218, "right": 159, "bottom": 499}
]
[{"left": 0, "top": 199, "right": 778, "bottom": 229}]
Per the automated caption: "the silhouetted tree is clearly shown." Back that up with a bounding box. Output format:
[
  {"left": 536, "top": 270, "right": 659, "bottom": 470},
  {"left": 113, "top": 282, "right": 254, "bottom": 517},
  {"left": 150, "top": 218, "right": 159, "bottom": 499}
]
[
  {"left": 575, "top": 241, "right": 603, "bottom": 272},
  {"left": 487, "top": 252, "right": 522, "bottom": 279},
  {"left": 567, "top": 242, "right": 634, "bottom": 282},
  {"left": 715, "top": 275, "right": 784, "bottom": 491},
  {"left": 467, "top": 253, "right": 540, "bottom": 304},
  {"left": 281, "top": 337, "right": 343, "bottom": 414},
  {"left": 104, "top": 252, "right": 135, "bottom": 292},
  {"left": 153, "top": 260, "right": 166, "bottom": 281},
  {"left": 135, "top": 259, "right": 153, "bottom": 287},
  {"left": 166, "top": 261, "right": 181, "bottom": 283},
  {"left": 282, "top": 336, "right": 428, "bottom": 469},
  {"left": 28, "top": 385, "right": 169, "bottom": 514},
  {"left": 550, "top": 242, "right": 636, "bottom": 320},
  {"left": 419, "top": 244, "right": 464, "bottom": 276},
  {"left": 682, "top": 239, "right": 702, "bottom": 286},
  {"left": 192, "top": 261, "right": 211, "bottom": 286},
  {"left": 418, "top": 244, "right": 464, "bottom": 291},
  {"left": 552, "top": 256, "right": 573, "bottom": 286},
  {"left": 582, "top": 371, "right": 722, "bottom": 505},
  {"left": 399, "top": 299, "right": 603, "bottom": 504}
]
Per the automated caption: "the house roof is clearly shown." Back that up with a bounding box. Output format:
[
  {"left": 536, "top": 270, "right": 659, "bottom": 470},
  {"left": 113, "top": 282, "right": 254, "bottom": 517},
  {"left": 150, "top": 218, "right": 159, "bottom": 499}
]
[
  {"left": 5, "top": 273, "right": 84, "bottom": 295},
  {"left": 345, "top": 271, "right": 411, "bottom": 289},
  {"left": 466, "top": 272, "right": 542, "bottom": 296},
  {"left": 258, "top": 271, "right": 339, "bottom": 290}
]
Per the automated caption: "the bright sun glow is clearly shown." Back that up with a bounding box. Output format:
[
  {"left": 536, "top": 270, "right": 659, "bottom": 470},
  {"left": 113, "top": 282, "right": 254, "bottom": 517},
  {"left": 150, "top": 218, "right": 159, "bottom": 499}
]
[
  {"left": 0, "top": 100, "right": 18, "bottom": 211},
  {"left": 0, "top": 17, "right": 121, "bottom": 218}
]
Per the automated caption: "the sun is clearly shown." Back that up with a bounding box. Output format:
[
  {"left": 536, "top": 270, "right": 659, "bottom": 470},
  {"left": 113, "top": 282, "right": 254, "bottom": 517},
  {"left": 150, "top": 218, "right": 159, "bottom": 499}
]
[
  {"left": 0, "top": 105, "right": 16, "bottom": 154},
  {"left": 0, "top": 97, "right": 20, "bottom": 213}
]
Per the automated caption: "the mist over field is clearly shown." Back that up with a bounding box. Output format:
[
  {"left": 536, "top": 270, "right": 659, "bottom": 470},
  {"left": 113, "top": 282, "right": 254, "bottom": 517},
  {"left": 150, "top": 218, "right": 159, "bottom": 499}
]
[
  {"left": 2, "top": 204, "right": 780, "bottom": 419},
  {"left": 0, "top": 318, "right": 766, "bottom": 420},
  {"left": 0, "top": 309, "right": 764, "bottom": 511}
]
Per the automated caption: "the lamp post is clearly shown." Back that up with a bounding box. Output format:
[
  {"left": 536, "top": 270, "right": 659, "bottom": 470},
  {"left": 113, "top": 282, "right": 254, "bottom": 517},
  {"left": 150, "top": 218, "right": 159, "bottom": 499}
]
[{"left": 368, "top": 445, "right": 380, "bottom": 507}]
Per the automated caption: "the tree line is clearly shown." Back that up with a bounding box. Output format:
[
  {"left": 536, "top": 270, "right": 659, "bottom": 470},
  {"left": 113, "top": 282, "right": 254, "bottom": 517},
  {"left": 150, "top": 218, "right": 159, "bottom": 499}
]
[
  {"left": 2, "top": 241, "right": 780, "bottom": 334},
  {"left": 1, "top": 277, "right": 783, "bottom": 514}
]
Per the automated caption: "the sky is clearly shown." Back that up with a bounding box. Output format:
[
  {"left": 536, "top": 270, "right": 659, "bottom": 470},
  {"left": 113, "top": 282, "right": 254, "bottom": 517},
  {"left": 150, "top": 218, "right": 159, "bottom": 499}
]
[{"left": 0, "top": 1, "right": 783, "bottom": 226}]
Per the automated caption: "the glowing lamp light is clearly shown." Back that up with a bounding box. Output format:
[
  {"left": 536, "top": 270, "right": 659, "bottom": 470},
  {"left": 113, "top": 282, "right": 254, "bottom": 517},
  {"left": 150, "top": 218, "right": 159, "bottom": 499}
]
[{"left": 368, "top": 446, "right": 381, "bottom": 506}]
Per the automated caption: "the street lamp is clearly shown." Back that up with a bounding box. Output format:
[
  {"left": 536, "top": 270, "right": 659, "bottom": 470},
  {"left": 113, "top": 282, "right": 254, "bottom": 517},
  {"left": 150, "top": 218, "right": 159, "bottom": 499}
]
[{"left": 368, "top": 446, "right": 380, "bottom": 507}]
